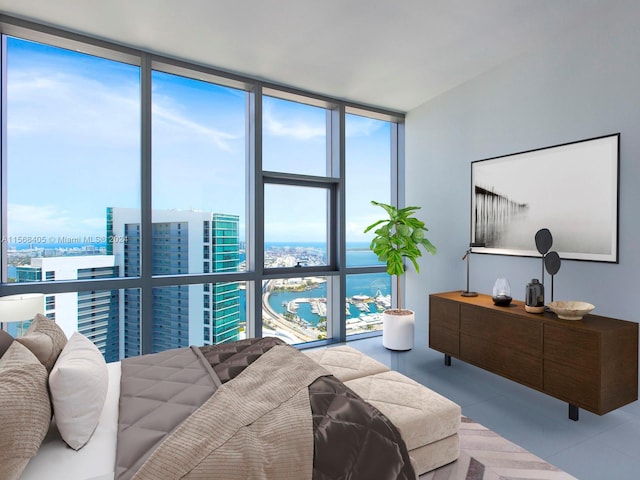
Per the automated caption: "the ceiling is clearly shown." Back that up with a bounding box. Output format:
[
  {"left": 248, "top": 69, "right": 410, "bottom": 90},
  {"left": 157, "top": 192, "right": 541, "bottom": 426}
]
[{"left": 0, "top": 0, "right": 612, "bottom": 112}]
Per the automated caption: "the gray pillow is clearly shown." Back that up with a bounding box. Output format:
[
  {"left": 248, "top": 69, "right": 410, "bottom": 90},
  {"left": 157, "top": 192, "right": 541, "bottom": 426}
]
[
  {"left": 0, "top": 329, "right": 13, "bottom": 358},
  {"left": 16, "top": 313, "right": 67, "bottom": 372},
  {"left": 0, "top": 341, "right": 51, "bottom": 480}
]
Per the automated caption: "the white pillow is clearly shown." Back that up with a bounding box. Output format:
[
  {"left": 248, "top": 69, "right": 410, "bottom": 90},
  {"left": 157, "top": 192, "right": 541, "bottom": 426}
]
[{"left": 49, "top": 332, "right": 108, "bottom": 450}]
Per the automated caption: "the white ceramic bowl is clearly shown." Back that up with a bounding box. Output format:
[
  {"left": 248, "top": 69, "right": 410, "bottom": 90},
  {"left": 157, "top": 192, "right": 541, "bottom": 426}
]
[{"left": 547, "top": 301, "right": 595, "bottom": 320}]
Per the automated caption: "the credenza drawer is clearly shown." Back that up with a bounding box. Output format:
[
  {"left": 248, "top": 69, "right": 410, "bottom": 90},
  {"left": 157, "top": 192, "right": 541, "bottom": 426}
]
[
  {"left": 430, "top": 297, "right": 460, "bottom": 330},
  {"left": 544, "top": 359, "right": 599, "bottom": 411},
  {"left": 460, "top": 304, "right": 542, "bottom": 357},
  {"left": 461, "top": 334, "right": 542, "bottom": 389},
  {"left": 544, "top": 324, "right": 599, "bottom": 370},
  {"left": 429, "top": 297, "right": 460, "bottom": 355},
  {"left": 429, "top": 324, "right": 459, "bottom": 356}
]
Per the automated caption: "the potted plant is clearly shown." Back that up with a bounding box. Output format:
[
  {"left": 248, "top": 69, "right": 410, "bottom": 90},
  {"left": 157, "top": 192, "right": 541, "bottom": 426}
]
[{"left": 364, "top": 200, "right": 436, "bottom": 350}]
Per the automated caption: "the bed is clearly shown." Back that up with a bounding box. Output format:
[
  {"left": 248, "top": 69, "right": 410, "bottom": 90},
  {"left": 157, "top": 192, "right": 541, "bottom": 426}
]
[{"left": 1, "top": 316, "right": 460, "bottom": 480}]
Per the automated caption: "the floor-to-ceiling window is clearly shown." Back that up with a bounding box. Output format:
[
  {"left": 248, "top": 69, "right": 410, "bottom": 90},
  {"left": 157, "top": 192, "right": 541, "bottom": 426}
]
[
  {"left": 345, "top": 113, "right": 395, "bottom": 336},
  {"left": 1, "top": 34, "right": 140, "bottom": 359},
  {"left": 0, "top": 16, "right": 403, "bottom": 359},
  {"left": 147, "top": 68, "right": 246, "bottom": 353}
]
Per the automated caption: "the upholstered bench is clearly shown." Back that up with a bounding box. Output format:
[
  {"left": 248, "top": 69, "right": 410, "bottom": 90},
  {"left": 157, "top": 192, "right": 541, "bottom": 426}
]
[
  {"left": 346, "top": 370, "right": 460, "bottom": 474},
  {"left": 303, "top": 345, "right": 390, "bottom": 381},
  {"left": 304, "top": 346, "right": 461, "bottom": 475}
]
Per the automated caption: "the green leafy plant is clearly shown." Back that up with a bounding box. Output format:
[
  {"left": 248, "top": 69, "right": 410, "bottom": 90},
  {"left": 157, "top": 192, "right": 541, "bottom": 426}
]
[{"left": 364, "top": 200, "right": 436, "bottom": 312}]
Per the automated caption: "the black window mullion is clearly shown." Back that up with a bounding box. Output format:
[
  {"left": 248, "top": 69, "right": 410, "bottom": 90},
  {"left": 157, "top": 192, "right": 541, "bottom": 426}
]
[{"left": 140, "top": 53, "right": 153, "bottom": 355}]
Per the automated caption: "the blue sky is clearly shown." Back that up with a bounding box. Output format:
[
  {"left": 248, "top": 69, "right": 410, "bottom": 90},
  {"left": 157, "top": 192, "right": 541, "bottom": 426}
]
[{"left": 6, "top": 36, "right": 391, "bottom": 244}]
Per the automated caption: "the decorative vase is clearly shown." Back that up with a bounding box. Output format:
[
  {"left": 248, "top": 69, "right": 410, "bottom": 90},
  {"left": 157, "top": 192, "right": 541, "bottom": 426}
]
[
  {"left": 525, "top": 278, "right": 545, "bottom": 313},
  {"left": 492, "top": 277, "right": 512, "bottom": 306},
  {"left": 382, "top": 310, "right": 415, "bottom": 351}
]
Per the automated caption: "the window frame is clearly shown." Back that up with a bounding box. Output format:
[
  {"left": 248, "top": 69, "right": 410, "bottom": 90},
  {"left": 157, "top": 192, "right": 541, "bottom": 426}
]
[{"left": 0, "top": 14, "right": 404, "bottom": 355}]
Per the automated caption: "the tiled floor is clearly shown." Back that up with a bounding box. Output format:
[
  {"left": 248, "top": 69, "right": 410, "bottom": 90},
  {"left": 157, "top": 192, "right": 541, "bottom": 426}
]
[{"left": 346, "top": 337, "right": 640, "bottom": 480}]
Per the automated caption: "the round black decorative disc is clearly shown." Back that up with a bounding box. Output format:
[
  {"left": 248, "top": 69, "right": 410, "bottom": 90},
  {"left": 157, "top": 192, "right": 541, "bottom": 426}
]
[
  {"left": 545, "top": 251, "right": 561, "bottom": 275},
  {"left": 535, "top": 228, "right": 553, "bottom": 255}
]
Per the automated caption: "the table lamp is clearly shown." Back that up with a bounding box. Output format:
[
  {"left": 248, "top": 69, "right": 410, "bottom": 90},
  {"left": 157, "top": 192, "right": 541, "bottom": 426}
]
[
  {"left": 461, "top": 242, "right": 485, "bottom": 297},
  {"left": 0, "top": 293, "right": 45, "bottom": 336}
]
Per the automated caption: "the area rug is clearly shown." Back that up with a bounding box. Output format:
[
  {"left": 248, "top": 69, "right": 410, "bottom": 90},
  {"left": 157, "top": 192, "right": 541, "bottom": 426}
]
[{"left": 419, "top": 417, "right": 578, "bottom": 479}]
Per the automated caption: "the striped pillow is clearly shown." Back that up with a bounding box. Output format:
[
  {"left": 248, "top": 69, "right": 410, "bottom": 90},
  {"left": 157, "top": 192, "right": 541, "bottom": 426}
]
[
  {"left": 0, "top": 329, "right": 13, "bottom": 358},
  {"left": 0, "top": 341, "right": 51, "bottom": 480},
  {"left": 16, "top": 313, "right": 67, "bottom": 372}
]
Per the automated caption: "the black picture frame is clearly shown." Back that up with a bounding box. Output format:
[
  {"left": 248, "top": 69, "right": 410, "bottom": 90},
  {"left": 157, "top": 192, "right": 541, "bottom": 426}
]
[{"left": 470, "top": 133, "right": 619, "bottom": 263}]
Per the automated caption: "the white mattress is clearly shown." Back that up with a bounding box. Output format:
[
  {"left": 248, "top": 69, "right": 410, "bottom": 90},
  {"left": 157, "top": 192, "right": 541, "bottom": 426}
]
[{"left": 20, "top": 361, "right": 121, "bottom": 480}]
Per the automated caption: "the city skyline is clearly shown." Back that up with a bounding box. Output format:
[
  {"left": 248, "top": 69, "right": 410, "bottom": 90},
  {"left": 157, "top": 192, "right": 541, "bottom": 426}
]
[
  {"left": 7, "top": 207, "right": 244, "bottom": 360},
  {"left": 6, "top": 222, "right": 388, "bottom": 357}
]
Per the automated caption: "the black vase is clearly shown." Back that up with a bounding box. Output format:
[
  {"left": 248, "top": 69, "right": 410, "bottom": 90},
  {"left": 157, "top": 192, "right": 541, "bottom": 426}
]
[{"left": 525, "top": 279, "right": 545, "bottom": 313}]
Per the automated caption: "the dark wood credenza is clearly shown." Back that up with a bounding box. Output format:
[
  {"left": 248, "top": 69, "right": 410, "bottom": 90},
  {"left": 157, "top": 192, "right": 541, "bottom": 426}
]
[{"left": 429, "top": 291, "right": 638, "bottom": 420}]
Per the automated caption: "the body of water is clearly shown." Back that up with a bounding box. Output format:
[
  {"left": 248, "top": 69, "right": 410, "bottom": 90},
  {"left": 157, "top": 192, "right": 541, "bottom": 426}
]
[{"left": 264, "top": 246, "right": 389, "bottom": 326}]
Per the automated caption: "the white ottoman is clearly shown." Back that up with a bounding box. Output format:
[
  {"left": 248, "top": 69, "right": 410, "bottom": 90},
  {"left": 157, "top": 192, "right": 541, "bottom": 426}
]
[
  {"left": 345, "top": 370, "right": 461, "bottom": 475},
  {"left": 303, "top": 345, "right": 389, "bottom": 381}
]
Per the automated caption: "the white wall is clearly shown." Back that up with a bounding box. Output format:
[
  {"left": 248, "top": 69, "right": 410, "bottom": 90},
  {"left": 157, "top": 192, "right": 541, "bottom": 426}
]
[{"left": 405, "top": 0, "right": 640, "bottom": 341}]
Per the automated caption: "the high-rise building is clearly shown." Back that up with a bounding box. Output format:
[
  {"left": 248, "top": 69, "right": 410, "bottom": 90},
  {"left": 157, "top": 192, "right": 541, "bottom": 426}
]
[
  {"left": 209, "top": 213, "right": 242, "bottom": 344},
  {"left": 12, "top": 256, "right": 120, "bottom": 362},
  {"left": 108, "top": 208, "right": 241, "bottom": 358}
]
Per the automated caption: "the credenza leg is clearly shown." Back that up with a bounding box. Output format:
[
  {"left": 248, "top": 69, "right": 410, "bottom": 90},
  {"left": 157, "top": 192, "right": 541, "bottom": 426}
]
[
  {"left": 444, "top": 354, "right": 451, "bottom": 366},
  {"left": 569, "top": 404, "right": 579, "bottom": 421}
]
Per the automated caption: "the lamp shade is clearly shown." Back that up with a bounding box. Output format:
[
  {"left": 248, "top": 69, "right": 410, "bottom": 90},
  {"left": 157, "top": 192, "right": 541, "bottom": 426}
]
[{"left": 0, "top": 293, "right": 45, "bottom": 323}]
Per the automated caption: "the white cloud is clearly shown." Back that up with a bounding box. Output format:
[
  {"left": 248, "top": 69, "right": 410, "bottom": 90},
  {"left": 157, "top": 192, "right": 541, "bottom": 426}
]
[
  {"left": 7, "top": 204, "right": 102, "bottom": 238},
  {"left": 345, "top": 116, "right": 383, "bottom": 137},
  {"left": 8, "top": 66, "right": 241, "bottom": 153},
  {"left": 152, "top": 102, "right": 240, "bottom": 152},
  {"left": 346, "top": 216, "right": 380, "bottom": 242},
  {"left": 8, "top": 69, "right": 139, "bottom": 147},
  {"left": 263, "top": 105, "right": 325, "bottom": 140},
  {"left": 81, "top": 216, "right": 109, "bottom": 232}
]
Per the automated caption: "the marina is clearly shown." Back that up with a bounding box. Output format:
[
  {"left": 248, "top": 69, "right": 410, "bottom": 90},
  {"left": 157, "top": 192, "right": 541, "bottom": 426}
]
[
  {"left": 250, "top": 244, "right": 391, "bottom": 343},
  {"left": 283, "top": 292, "right": 389, "bottom": 318},
  {"left": 266, "top": 278, "right": 390, "bottom": 342}
]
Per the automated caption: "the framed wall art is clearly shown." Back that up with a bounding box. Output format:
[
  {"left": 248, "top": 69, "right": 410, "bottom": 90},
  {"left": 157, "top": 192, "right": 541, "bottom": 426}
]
[{"left": 470, "top": 133, "right": 619, "bottom": 263}]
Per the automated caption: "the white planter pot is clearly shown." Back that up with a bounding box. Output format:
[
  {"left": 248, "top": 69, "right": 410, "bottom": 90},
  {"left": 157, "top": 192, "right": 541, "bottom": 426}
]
[{"left": 382, "top": 309, "right": 415, "bottom": 351}]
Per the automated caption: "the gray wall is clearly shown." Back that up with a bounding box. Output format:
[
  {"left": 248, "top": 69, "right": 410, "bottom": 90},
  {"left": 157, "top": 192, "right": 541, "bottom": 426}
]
[{"left": 405, "top": 0, "right": 640, "bottom": 343}]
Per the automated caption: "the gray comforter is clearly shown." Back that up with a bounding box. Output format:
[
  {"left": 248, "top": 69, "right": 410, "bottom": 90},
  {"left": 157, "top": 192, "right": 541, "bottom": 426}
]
[{"left": 115, "top": 338, "right": 416, "bottom": 480}]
